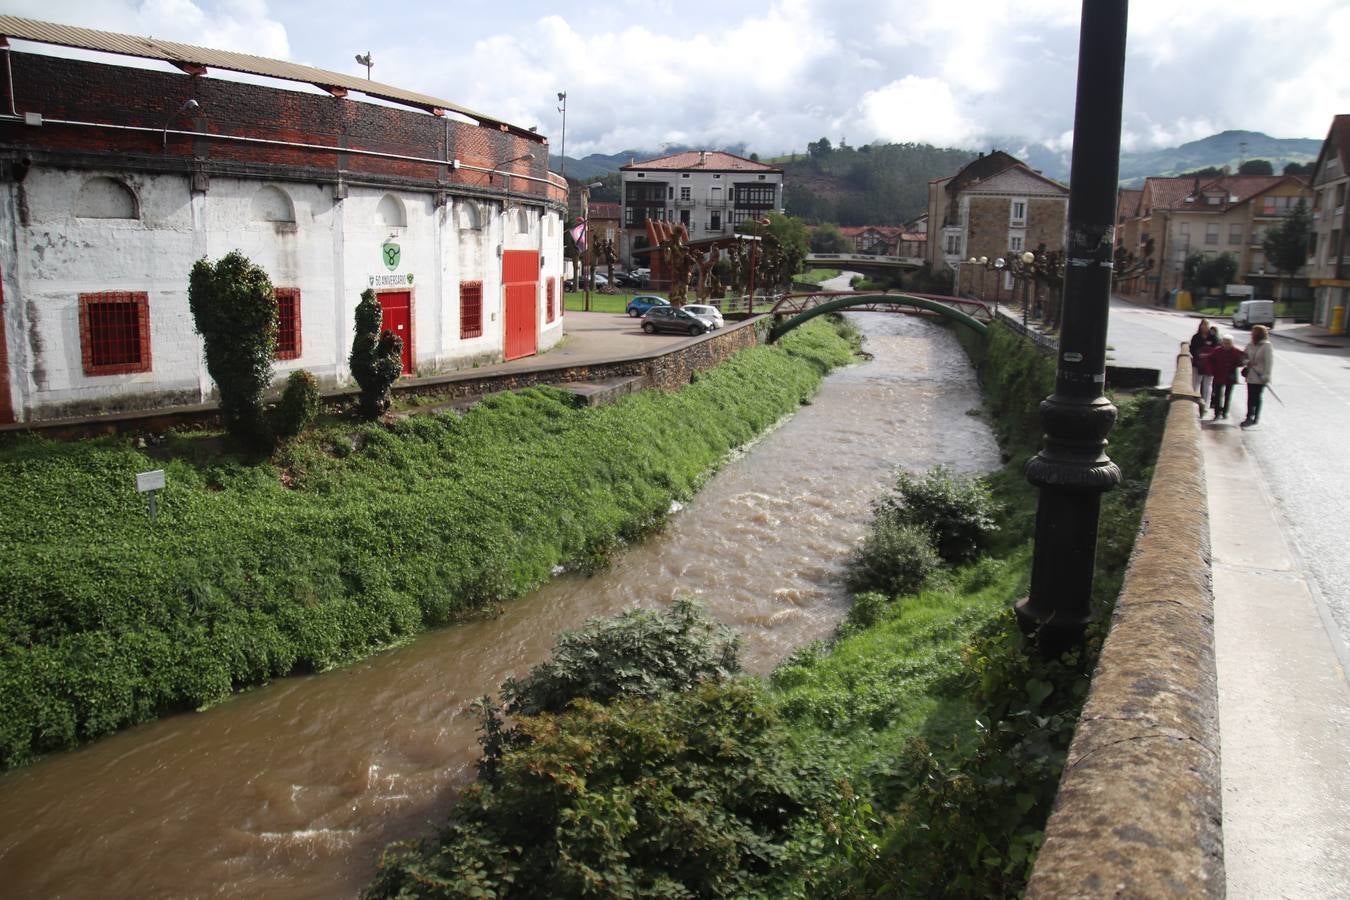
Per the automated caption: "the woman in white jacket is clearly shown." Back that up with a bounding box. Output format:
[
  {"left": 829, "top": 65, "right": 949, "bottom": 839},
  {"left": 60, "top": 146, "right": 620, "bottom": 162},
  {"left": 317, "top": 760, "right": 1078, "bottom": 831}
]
[{"left": 1240, "top": 324, "right": 1274, "bottom": 427}]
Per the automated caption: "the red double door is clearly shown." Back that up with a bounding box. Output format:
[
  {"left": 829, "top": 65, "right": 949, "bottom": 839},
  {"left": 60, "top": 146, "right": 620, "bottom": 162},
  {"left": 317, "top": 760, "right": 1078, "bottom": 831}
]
[
  {"left": 376, "top": 291, "right": 414, "bottom": 375},
  {"left": 502, "top": 250, "right": 539, "bottom": 362}
]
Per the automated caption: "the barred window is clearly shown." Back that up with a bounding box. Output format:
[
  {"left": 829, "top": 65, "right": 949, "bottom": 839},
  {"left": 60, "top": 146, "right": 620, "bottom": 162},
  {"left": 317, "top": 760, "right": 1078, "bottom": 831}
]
[
  {"left": 274, "top": 288, "right": 302, "bottom": 360},
  {"left": 460, "top": 281, "right": 484, "bottom": 339},
  {"left": 79, "top": 291, "right": 151, "bottom": 376}
]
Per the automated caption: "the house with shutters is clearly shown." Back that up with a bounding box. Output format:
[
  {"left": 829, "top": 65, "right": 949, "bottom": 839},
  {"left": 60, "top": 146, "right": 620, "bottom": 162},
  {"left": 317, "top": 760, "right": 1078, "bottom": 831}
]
[
  {"left": 618, "top": 151, "right": 784, "bottom": 268},
  {"left": 0, "top": 16, "right": 568, "bottom": 425},
  {"left": 925, "top": 151, "right": 1068, "bottom": 295},
  {"left": 1308, "top": 114, "right": 1350, "bottom": 330},
  {"left": 1117, "top": 174, "right": 1310, "bottom": 304}
]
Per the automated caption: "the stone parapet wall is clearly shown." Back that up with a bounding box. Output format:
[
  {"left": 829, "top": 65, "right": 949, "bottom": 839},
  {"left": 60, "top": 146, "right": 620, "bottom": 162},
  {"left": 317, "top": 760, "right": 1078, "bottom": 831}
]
[{"left": 1026, "top": 351, "right": 1224, "bottom": 897}]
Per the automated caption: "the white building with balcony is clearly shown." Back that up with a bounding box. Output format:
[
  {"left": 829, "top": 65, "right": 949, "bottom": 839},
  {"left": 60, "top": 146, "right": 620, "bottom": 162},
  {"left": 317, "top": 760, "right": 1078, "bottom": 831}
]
[{"left": 618, "top": 151, "right": 784, "bottom": 267}]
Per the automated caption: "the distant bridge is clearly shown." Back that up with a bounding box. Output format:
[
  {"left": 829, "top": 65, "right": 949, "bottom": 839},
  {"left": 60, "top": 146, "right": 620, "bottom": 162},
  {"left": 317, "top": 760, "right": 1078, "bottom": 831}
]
[
  {"left": 804, "top": 252, "right": 925, "bottom": 270},
  {"left": 764, "top": 291, "right": 990, "bottom": 343}
]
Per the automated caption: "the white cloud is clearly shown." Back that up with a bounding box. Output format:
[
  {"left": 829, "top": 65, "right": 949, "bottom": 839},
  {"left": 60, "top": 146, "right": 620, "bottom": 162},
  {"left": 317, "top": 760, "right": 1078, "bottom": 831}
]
[
  {"left": 859, "top": 76, "right": 978, "bottom": 147},
  {"left": 3, "top": 0, "right": 1343, "bottom": 159}
]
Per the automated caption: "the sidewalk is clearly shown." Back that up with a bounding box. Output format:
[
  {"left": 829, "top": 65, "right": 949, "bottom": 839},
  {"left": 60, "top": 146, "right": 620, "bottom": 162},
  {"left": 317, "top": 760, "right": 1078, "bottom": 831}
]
[
  {"left": 1201, "top": 422, "right": 1350, "bottom": 896},
  {"left": 1265, "top": 322, "right": 1350, "bottom": 349}
]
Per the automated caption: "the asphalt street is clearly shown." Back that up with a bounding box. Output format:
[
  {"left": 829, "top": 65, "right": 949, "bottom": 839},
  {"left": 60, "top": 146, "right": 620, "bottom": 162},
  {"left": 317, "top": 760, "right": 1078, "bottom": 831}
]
[{"left": 1105, "top": 299, "right": 1350, "bottom": 667}]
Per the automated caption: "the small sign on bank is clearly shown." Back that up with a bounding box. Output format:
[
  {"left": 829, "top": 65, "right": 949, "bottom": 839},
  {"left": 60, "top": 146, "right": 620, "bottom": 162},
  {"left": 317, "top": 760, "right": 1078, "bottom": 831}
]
[{"left": 136, "top": 469, "right": 165, "bottom": 524}]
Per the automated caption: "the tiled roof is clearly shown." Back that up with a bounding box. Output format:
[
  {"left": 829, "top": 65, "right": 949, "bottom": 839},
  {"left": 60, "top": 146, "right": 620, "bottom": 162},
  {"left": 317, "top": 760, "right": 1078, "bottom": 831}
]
[
  {"left": 839, "top": 226, "right": 904, "bottom": 237},
  {"left": 1141, "top": 176, "right": 1200, "bottom": 212},
  {"left": 1117, "top": 189, "right": 1143, "bottom": 220},
  {"left": 1192, "top": 175, "right": 1285, "bottom": 206},
  {"left": 621, "top": 150, "right": 780, "bottom": 173},
  {"left": 1315, "top": 114, "right": 1350, "bottom": 180}
]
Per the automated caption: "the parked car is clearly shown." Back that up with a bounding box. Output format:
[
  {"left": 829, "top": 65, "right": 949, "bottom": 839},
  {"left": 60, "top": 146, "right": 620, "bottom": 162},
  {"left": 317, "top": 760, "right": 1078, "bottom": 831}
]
[
  {"left": 640, "top": 306, "right": 715, "bottom": 336},
  {"left": 565, "top": 273, "right": 609, "bottom": 291},
  {"left": 682, "top": 304, "right": 724, "bottom": 329},
  {"left": 626, "top": 295, "right": 670, "bottom": 317},
  {"left": 1232, "top": 299, "right": 1275, "bottom": 330}
]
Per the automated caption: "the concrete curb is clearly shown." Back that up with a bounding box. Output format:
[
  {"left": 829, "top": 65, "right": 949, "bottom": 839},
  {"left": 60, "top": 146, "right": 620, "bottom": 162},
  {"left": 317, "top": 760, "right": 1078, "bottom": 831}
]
[{"left": 1026, "top": 353, "right": 1225, "bottom": 897}]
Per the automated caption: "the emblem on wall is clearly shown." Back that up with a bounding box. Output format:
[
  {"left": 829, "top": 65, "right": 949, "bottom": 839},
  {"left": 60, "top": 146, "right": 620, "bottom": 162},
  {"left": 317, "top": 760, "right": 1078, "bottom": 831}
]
[{"left": 382, "top": 240, "right": 401, "bottom": 271}]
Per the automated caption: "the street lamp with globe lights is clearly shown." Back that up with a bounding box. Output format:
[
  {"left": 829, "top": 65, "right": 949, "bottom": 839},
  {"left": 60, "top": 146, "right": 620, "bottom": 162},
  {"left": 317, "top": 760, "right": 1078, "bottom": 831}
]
[{"left": 993, "top": 257, "right": 1006, "bottom": 313}]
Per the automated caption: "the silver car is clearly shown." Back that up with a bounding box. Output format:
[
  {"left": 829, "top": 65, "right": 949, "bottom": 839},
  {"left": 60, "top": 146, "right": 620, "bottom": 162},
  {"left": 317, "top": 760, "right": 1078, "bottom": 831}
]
[{"left": 682, "top": 304, "right": 724, "bottom": 329}]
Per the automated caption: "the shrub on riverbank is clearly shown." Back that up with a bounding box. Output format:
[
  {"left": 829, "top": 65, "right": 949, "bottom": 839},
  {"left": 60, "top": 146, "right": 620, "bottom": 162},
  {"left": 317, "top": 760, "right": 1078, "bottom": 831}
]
[
  {"left": 0, "top": 319, "right": 857, "bottom": 769},
  {"left": 363, "top": 323, "right": 1166, "bottom": 898}
]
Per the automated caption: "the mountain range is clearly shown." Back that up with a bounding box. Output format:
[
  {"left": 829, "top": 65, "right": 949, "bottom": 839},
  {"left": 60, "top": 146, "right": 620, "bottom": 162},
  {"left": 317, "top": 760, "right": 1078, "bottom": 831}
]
[{"left": 550, "top": 130, "right": 1321, "bottom": 224}]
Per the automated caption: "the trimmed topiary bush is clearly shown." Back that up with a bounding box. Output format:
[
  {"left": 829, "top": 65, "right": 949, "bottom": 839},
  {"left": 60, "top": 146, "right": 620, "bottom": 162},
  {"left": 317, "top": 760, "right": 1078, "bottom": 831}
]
[
  {"left": 271, "top": 370, "right": 321, "bottom": 440},
  {"left": 845, "top": 520, "right": 941, "bottom": 597},
  {"left": 188, "top": 251, "right": 278, "bottom": 444},
  {"left": 874, "top": 465, "right": 999, "bottom": 564},
  {"left": 349, "top": 289, "right": 403, "bottom": 420}
]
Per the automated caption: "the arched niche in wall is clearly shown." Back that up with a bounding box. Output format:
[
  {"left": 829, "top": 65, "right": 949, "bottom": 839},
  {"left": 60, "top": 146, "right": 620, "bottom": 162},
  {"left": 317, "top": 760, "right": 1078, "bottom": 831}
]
[
  {"left": 75, "top": 176, "right": 139, "bottom": 219},
  {"left": 377, "top": 193, "right": 408, "bottom": 229},
  {"left": 516, "top": 208, "right": 530, "bottom": 234},
  {"left": 251, "top": 185, "right": 296, "bottom": 223},
  {"left": 457, "top": 200, "right": 482, "bottom": 231}
]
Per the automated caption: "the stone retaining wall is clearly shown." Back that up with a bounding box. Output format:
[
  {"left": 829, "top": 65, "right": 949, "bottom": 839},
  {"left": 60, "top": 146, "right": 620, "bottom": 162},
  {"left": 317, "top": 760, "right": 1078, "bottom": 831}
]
[
  {"left": 0, "top": 318, "right": 761, "bottom": 440},
  {"left": 1026, "top": 351, "right": 1224, "bottom": 897}
]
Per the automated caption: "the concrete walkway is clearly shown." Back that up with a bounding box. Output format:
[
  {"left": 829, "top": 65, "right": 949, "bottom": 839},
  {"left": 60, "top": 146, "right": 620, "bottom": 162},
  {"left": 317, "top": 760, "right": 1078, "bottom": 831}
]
[{"left": 1202, "top": 421, "right": 1350, "bottom": 897}]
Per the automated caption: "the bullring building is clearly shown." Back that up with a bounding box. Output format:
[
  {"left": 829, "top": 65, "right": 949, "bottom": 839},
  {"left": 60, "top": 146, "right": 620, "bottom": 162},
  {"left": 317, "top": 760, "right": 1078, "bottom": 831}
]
[{"left": 0, "top": 16, "right": 568, "bottom": 425}]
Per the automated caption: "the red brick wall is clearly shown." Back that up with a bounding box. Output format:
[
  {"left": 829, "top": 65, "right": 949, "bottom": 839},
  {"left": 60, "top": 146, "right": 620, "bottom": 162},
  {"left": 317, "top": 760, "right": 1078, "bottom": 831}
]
[{"left": 0, "top": 52, "right": 552, "bottom": 199}]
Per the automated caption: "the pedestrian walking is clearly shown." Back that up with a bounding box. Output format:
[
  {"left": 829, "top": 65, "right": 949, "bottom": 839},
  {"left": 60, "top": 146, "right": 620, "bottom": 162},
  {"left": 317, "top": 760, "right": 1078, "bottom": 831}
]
[
  {"left": 1190, "top": 319, "right": 1218, "bottom": 408},
  {"left": 1208, "top": 334, "right": 1244, "bottom": 420},
  {"left": 1240, "top": 324, "right": 1274, "bottom": 428}
]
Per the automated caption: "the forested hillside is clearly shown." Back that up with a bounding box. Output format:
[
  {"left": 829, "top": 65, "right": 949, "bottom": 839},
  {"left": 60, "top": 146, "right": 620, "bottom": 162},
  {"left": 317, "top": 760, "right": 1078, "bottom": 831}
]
[{"left": 777, "top": 141, "right": 976, "bottom": 225}]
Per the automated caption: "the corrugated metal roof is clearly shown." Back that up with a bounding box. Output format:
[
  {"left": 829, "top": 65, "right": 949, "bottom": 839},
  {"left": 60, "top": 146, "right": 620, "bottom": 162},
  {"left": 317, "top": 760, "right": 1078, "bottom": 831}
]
[{"left": 0, "top": 15, "right": 541, "bottom": 141}]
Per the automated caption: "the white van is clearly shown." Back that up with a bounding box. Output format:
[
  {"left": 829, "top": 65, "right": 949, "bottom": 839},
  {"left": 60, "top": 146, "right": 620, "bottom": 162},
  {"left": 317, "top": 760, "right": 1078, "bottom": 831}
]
[{"left": 1232, "top": 299, "right": 1275, "bottom": 330}]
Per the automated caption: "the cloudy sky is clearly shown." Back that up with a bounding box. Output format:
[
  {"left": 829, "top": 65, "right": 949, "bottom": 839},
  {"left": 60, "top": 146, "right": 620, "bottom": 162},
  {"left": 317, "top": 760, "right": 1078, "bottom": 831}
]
[{"left": 4, "top": 0, "right": 1347, "bottom": 158}]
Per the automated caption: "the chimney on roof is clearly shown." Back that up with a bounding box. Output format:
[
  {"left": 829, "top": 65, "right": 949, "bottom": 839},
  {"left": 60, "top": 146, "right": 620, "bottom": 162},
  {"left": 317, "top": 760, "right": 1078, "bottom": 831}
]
[{"left": 700, "top": 150, "right": 707, "bottom": 165}]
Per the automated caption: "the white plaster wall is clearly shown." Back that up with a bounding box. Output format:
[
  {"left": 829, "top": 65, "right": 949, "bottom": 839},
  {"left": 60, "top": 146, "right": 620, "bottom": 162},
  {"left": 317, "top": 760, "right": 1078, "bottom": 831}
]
[
  {"left": 3, "top": 167, "right": 567, "bottom": 420},
  {"left": 13, "top": 169, "right": 204, "bottom": 417},
  {"left": 203, "top": 179, "right": 340, "bottom": 382},
  {"left": 341, "top": 187, "right": 434, "bottom": 375}
]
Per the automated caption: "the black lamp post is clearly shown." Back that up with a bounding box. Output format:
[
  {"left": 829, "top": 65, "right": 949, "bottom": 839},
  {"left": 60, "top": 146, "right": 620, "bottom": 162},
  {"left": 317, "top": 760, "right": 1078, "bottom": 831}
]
[
  {"left": 1016, "top": 0, "right": 1128, "bottom": 652},
  {"left": 993, "top": 257, "right": 1005, "bottom": 314}
]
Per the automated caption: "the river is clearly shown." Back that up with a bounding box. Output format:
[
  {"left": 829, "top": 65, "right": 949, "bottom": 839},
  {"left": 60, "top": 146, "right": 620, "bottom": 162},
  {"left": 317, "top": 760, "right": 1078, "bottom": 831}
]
[{"left": 0, "top": 311, "right": 999, "bottom": 899}]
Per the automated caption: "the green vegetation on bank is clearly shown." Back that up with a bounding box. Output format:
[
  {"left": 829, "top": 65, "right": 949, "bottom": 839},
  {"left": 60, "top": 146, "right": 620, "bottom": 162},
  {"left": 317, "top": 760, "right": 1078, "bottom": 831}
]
[
  {"left": 0, "top": 319, "right": 858, "bottom": 769},
  {"left": 367, "top": 322, "right": 1168, "bottom": 897},
  {"left": 794, "top": 268, "right": 842, "bottom": 285}
]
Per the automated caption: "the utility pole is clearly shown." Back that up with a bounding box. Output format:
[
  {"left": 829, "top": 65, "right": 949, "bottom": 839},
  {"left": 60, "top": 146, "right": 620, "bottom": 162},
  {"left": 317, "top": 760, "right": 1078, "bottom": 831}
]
[{"left": 1016, "top": 0, "right": 1128, "bottom": 652}]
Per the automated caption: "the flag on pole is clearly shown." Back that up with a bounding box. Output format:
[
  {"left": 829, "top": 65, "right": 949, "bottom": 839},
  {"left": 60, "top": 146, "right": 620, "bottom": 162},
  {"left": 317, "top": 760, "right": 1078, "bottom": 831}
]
[{"left": 570, "top": 220, "right": 587, "bottom": 252}]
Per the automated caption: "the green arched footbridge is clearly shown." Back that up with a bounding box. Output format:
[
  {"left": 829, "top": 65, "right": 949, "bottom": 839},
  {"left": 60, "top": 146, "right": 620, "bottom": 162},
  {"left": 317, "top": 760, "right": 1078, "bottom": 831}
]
[{"left": 766, "top": 292, "right": 990, "bottom": 343}]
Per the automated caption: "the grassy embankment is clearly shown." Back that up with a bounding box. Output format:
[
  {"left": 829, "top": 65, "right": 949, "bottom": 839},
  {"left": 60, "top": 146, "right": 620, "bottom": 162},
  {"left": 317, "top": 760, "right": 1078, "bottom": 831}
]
[
  {"left": 794, "top": 268, "right": 843, "bottom": 285},
  {"left": 366, "top": 322, "right": 1167, "bottom": 897},
  {"left": 0, "top": 319, "right": 859, "bottom": 770}
]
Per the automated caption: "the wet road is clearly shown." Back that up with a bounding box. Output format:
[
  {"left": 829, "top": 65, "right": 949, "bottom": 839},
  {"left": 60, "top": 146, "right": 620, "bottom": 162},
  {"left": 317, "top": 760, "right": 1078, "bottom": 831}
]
[{"left": 1105, "top": 299, "right": 1350, "bottom": 665}]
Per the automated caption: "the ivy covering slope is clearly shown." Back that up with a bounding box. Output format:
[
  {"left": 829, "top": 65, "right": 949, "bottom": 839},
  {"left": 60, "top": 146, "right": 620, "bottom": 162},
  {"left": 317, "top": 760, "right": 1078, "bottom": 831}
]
[{"left": 0, "top": 319, "right": 857, "bottom": 769}]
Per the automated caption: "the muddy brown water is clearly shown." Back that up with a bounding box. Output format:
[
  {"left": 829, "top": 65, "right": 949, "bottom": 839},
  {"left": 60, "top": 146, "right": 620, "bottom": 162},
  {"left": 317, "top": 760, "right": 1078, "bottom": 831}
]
[{"left": 0, "top": 313, "right": 999, "bottom": 899}]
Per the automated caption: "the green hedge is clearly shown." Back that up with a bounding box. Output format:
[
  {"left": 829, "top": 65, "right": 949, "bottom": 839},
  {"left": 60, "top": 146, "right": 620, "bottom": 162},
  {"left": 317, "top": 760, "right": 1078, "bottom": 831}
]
[{"left": 0, "top": 320, "right": 856, "bottom": 768}]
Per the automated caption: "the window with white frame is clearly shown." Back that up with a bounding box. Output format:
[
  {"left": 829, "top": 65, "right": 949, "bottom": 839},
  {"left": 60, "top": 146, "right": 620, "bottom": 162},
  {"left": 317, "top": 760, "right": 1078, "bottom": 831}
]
[
  {"left": 1205, "top": 223, "right": 1220, "bottom": 245},
  {"left": 1009, "top": 234, "right": 1024, "bottom": 252},
  {"left": 1010, "top": 198, "right": 1027, "bottom": 225},
  {"left": 1229, "top": 223, "right": 1243, "bottom": 245}
]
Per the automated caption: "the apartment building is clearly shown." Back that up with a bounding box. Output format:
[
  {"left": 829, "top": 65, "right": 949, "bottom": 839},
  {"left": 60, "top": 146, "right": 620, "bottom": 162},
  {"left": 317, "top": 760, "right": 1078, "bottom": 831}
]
[
  {"left": 618, "top": 151, "right": 784, "bottom": 267},
  {"left": 926, "top": 151, "right": 1069, "bottom": 294},
  {"left": 1309, "top": 115, "right": 1350, "bottom": 329}
]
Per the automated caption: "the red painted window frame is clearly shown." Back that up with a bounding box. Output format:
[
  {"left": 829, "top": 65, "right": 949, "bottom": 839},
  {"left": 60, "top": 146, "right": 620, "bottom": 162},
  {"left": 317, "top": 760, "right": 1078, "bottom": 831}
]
[
  {"left": 546, "top": 277, "right": 556, "bottom": 323},
  {"left": 460, "top": 280, "right": 484, "bottom": 339},
  {"left": 79, "top": 291, "right": 151, "bottom": 376},
  {"left": 274, "top": 288, "right": 302, "bottom": 360}
]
